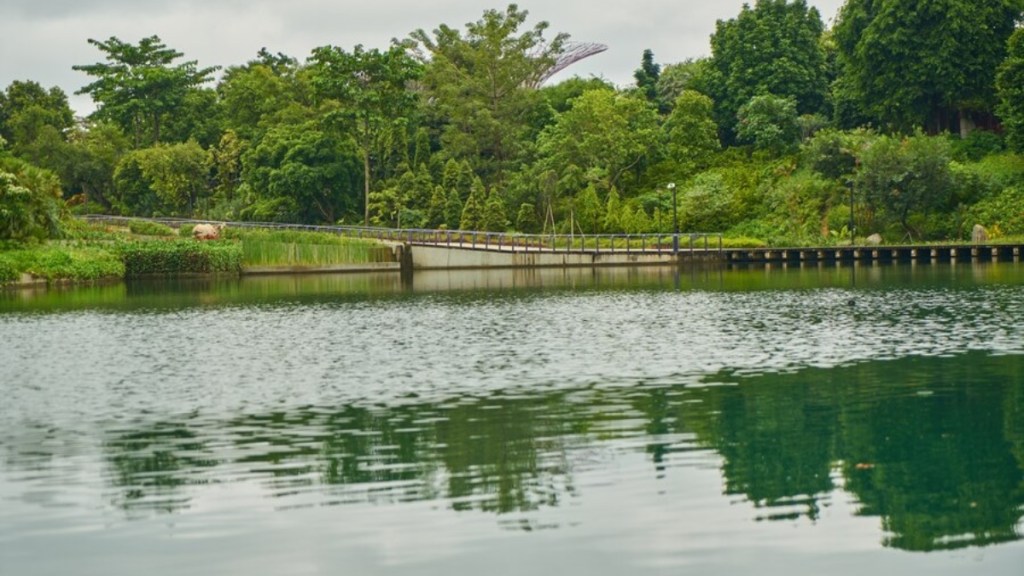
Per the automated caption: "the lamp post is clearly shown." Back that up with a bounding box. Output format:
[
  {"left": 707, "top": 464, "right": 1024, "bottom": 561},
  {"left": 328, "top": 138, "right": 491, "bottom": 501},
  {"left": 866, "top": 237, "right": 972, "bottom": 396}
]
[{"left": 668, "top": 182, "right": 678, "bottom": 254}]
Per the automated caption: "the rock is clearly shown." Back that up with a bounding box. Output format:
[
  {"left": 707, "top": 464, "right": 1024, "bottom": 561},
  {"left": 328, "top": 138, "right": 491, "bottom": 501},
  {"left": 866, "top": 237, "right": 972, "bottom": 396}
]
[
  {"left": 972, "top": 224, "right": 988, "bottom": 244},
  {"left": 193, "top": 223, "right": 224, "bottom": 240},
  {"left": 865, "top": 233, "right": 883, "bottom": 246}
]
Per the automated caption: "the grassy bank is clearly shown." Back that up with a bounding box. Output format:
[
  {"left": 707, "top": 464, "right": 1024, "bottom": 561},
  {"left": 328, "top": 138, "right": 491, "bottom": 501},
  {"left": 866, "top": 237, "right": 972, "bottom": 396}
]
[{"left": 1, "top": 220, "right": 393, "bottom": 286}]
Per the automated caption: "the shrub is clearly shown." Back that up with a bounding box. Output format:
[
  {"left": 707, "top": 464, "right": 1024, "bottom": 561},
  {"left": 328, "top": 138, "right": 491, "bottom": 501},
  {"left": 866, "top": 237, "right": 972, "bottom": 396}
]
[
  {"left": 0, "top": 254, "right": 18, "bottom": 282},
  {"left": 966, "top": 185, "right": 1024, "bottom": 237},
  {"left": 128, "top": 220, "right": 175, "bottom": 237},
  {"left": 0, "top": 246, "right": 124, "bottom": 282},
  {"left": 118, "top": 240, "right": 242, "bottom": 276},
  {"left": 0, "top": 166, "right": 63, "bottom": 242}
]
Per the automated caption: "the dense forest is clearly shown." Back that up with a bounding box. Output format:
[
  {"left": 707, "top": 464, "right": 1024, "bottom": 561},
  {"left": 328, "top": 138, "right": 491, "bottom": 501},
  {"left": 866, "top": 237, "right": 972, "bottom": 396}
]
[{"left": 3, "top": 0, "right": 1024, "bottom": 245}]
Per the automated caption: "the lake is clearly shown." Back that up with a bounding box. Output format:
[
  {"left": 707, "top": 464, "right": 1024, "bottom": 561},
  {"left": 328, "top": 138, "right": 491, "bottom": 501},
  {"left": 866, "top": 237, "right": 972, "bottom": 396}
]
[{"left": 1, "top": 263, "right": 1022, "bottom": 575}]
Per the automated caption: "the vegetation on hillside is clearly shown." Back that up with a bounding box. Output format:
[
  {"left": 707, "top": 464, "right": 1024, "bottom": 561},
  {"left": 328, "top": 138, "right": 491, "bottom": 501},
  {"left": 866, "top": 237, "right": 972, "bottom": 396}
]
[{"left": 2, "top": 1, "right": 1024, "bottom": 248}]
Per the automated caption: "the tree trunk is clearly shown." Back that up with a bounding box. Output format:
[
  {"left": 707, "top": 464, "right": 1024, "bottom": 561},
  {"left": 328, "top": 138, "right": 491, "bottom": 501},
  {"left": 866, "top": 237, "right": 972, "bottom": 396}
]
[{"left": 363, "top": 150, "right": 371, "bottom": 226}]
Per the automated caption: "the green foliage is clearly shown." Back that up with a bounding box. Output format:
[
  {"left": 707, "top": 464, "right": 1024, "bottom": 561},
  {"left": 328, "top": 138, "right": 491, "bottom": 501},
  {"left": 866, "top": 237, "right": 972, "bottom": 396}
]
[
  {"left": 240, "top": 122, "right": 362, "bottom": 224},
  {"left": 308, "top": 43, "right": 422, "bottom": 225},
  {"left": 997, "top": 28, "right": 1024, "bottom": 152},
  {"left": 706, "top": 0, "right": 828, "bottom": 142},
  {"left": 680, "top": 173, "right": 737, "bottom": 232},
  {"left": 117, "top": 239, "right": 242, "bottom": 276},
  {"left": 663, "top": 90, "right": 720, "bottom": 178},
  {"left": 966, "top": 185, "right": 1024, "bottom": 236},
  {"left": 802, "top": 128, "right": 860, "bottom": 181},
  {"left": 573, "top": 184, "right": 604, "bottom": 234},
  {"left": 217, "top": 51, "right": 309, "bottom": 141},
  {"left": 655, "top": 58, "right": 710, "bottom": 112},
  {"left": 480, "top": 191, "right": 510, "bottom": 232},
  {"left": 949, "top": 153, "right": 1024, "bottom": 206},
  {"left": 855, "top": 132, "right": 955, "bottom": 239},
  {"left": 459, "top": 177, "right": 486, "bottom": 230},
  {"left": 949, "top": 130, "right": 1005, "bottom": 162},
  {"left": 127, "top": 219, "right": 175, "bottom": 236},
  {"left": 633, "top": 49, "right": 661, "bottom": 104},
  {"left": 0, "top": 159, "right": 64, "bottom": 241},
  {"left": 0, "top": 253, "right": 17, "bottom": 282},
  {"left": 409, "top": 4, "right": 567, "bottom": 184},
  {"left": 834, "top": 0, "right": 1021, "bottom": 133},
  {"left": 112, "top": 141, "right": 209, "bottom": 217},
  {"left": 603, "top": 187, "right": 622, "bottom": 232},
  {"left": 515, "top": 202, "right": 539, "bottom": 233},
  {"left": 74, "top": 35, "right": 220, "bottom": 147},
  {"left": 231, "top": 229, "right": 384, "bottom": 267},
  {"left": 736, "top": 94, "right": 800, "bottom": 155},
  {"left": 444, "top": 187, "right": 464, "bottom": 229},
  {"left": 536, "top": 89, "right": 661, "bottom": 195},
  {"left": 0, "top": 245, "right": 124, "bottom": 282}
]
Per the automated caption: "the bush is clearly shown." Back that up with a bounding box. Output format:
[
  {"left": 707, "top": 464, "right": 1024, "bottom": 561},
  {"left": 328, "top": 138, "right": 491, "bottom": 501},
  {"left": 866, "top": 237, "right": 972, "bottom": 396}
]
[
  {"left": 0, "top": 166, "right": 63, "bottom": 242},
  {"left": 128, "top": 220, "right": 175, "bottom": 237},
  {"left": 949, "top": 130, "right": 1004, "bottom": 162},
  {"left": 0, "top": 246, "right": 124, "bottom": 282},
  {"left": 0, "top": 254, "right": 18, "bottom": 282},
  {"left": 966, "top": 185, "right": 1024, "bottom": 237},
  {"left": 118, "top": 240, "right": 242, "bottom": 276}
]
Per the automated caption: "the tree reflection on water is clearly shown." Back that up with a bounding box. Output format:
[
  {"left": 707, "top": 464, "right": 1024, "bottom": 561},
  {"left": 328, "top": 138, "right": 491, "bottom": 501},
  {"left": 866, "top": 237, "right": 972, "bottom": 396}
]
[{"left": 94, "top": 351, "right": 1024, "bottom": 551}]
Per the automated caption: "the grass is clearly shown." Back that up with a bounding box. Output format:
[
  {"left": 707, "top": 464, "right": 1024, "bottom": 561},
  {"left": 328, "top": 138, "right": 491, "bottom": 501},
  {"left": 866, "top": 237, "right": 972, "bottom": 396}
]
[
  {"left": 0, "top": 245, "right": 125, "bottom": 283},
  {"left": 228, "top": 227, "right": 391, "bottom": 267},
  {"left": 1, "top": 220, "right": 396, "bottom": 285}
]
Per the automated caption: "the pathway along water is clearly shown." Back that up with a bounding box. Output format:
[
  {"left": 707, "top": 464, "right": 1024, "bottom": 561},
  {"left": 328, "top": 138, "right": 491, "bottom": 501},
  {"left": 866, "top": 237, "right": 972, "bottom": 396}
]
[{"left": 1, "top": 263, "right": 1022, "bottom": 575}]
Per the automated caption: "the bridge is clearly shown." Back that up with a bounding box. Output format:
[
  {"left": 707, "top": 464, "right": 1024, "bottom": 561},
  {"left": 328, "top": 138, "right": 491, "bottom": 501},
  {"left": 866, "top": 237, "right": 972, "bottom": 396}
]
[{"left": 84, "top": 216, "right": 1024, "bottom": 271}]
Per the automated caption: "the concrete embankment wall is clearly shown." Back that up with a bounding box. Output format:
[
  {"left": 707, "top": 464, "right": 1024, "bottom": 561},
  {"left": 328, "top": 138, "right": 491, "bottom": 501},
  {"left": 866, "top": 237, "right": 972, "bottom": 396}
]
[{"left": 409, "top": 245, "right": 723, "bottom": 270}]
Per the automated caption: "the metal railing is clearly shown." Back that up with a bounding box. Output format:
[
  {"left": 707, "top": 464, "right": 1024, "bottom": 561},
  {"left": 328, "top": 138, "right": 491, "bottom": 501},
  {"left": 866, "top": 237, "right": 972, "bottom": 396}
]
[{"left": 81, "top": 215, "right": 723, "bottom": 254}]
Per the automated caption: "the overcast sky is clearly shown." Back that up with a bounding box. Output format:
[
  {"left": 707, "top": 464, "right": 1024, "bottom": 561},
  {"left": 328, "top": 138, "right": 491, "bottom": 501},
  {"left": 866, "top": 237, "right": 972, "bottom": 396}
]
[{"left": 1, "top": 0, "right": 847, "bottom": 116}]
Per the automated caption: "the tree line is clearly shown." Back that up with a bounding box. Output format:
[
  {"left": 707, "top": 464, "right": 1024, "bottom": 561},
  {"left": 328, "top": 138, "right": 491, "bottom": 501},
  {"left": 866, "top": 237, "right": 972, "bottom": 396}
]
[{"left": 2, "top": 1, "right": 1024, "bottom": 244}]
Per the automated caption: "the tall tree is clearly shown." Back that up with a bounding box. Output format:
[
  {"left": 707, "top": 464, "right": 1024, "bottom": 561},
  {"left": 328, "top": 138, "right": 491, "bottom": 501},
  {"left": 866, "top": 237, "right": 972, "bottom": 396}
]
[
  {"left": 536, "top": 90, "right": 660, "bottom": 196},
  {"left": 634, "top": 49, "right": 661, "bottom": 104},
  {"left": 0, "top": 81, "right": 74, "bottom": 147},
  {"left": 409, "top": 4, "right": 568, "bottom": 186},
  {"left": 834, "top": 0, "right": 1024, "bottom": 134},
  {"left": 240, "top": 122, "right": 362, "bottom": 223},
  {"left": 663, "top": 90, "right": 720, "bottom": 178},
  {"left": 217, "top": 50, "right": 311, "bottom": 141},
  {"left": 997, "top": 28, "right": 1024, "bottom": 152},
  {"left": 74, "top": 35, "right": 219, "bottom": 147},
  {"left": 308, "top": 44, "right": 422, "bottom": 225},
  {"left": 706, "top": 0, "right": 828, "bottom": 143}
]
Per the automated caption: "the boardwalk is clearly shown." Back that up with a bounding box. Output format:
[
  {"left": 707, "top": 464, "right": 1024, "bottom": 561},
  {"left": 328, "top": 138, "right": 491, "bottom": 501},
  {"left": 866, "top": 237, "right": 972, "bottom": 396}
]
[{"left": 83, "top": 216, "right": 1024, "bottom": 268}]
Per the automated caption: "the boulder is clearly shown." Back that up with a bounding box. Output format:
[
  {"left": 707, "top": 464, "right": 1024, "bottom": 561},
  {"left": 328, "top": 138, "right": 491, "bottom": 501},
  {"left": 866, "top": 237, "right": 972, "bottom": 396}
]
[
  {"left": 865, "top": 233, "right": 883, "bottom": 246},
  {"left": 193, "top": 223, "right": 224, "bottom": 240},
  {"left": 972, "top": 224, "right": 988, "bottom": 244}
]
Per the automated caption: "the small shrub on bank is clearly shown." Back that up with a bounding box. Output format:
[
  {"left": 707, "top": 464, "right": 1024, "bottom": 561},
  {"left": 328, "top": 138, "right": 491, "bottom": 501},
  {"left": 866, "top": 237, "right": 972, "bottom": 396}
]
[
  {"left": 128, "top": 220, "right": 176, "bottom": 237},
  {"left": 0, "top": 254, "right": 18, "bottom": 282},
  {"left": 0, "top": 246, "right": 125, "bottom": 282},
  {"left": 118, "top": 240, "right": 242, "bottom": 276}
]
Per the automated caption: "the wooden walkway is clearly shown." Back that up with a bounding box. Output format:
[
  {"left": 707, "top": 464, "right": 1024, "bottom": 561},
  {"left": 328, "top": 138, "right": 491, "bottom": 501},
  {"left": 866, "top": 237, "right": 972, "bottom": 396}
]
[{"left": 723, "top": 245, "right": 1022, "bottom": 265}]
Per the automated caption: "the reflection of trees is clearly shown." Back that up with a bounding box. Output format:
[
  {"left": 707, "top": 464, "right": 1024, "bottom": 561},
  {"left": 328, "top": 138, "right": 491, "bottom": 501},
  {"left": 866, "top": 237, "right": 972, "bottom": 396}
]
[
  {"left": 436, "top": 396, "right": 576, "bottom": 514},
  {"left": 694, "top": 378, "right": 837, "bottom": 521},
  {"left": 674, "top": 353, "right": 1024, "bottom": 551},
  {"left": 105, "top": 421, "right": 216, "bottom": 514},
  {"left": 90, "top": 352, "right": 1023, "bottom": 549},
  {"left": 839, "top": 358, "right": 1024, "bottom": 551}
]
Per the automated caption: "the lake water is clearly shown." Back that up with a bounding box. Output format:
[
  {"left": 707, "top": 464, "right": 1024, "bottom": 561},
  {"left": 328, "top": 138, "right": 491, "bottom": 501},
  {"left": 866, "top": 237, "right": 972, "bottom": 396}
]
[{"left": 1, "top": 264, "right": 1023, "bottom": 575}]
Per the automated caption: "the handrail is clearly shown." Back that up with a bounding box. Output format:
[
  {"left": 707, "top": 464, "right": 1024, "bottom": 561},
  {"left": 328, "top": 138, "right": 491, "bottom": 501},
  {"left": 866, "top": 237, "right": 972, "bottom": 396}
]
[{"left": 80, "top": 215, "right": 724, "bottom": 254}]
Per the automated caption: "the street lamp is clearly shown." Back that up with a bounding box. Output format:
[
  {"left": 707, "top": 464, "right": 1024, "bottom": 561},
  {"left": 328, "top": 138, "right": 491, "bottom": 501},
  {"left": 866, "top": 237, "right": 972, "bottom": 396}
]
[{"left": 668, "top": 182, "right": 678, "bottom": 254}]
